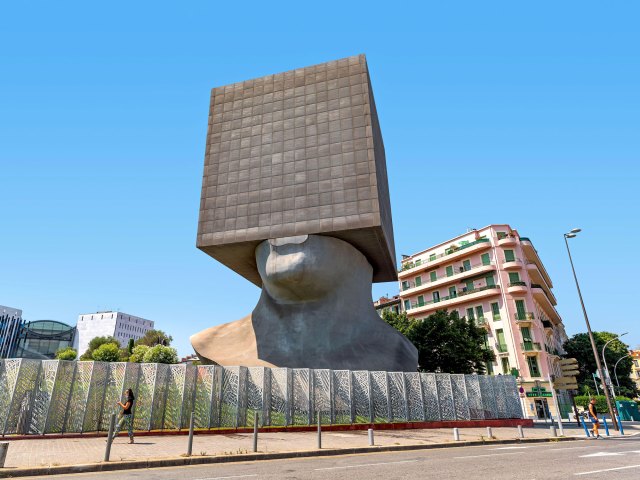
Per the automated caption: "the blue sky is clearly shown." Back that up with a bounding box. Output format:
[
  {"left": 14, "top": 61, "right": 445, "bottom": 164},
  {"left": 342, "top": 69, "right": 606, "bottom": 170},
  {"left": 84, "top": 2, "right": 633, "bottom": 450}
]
[{"left": 1, "top": 1, "right": 638, "bottom": 357}]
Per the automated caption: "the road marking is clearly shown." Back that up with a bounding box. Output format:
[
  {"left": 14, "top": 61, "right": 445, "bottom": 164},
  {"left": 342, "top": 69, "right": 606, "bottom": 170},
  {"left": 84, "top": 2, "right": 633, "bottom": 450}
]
[
  {"left": 580, "top": 451, "right": 624, "bottom": 457},
  {"left": 492, "top": 446, "right": 529, "bottom": 450},
  {"left": 194, "top": 475, "right": 258, "bottom": 480},
  {"left": 453, "top": 452, "right": 524, "bottom": 459},
  {"left": 314, "top": 460, "right": 418, "bottom": 471},
  {"left": 575, "top": 464, "right": 640, "bottom": 475}
]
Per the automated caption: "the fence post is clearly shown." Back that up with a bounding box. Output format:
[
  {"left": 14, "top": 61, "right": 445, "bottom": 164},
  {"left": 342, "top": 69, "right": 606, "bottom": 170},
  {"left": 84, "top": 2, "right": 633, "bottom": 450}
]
[
  {"left": 187, "top": 411, "right": 195, "bottom": 457},
  {"left": 517, "top": 425, "right": 524, "bottom": 439},
  {"left": 486, "top": 426, "right": 493, "bottom": 439},
  {"left": 253, "top": 412, "right": 259, "bottom": 453},
  {"left": 0, "top": 442, "right": 8, "bottom": 468},
  {"left": 104, "top": 414, "right": 116, "bottom": 462},
  {"left": 603, "top": 417, "right": 610, "bottom": 436},
  {"left": 317, "top": 411, "right": 322, "bottom": 449},
  {"left": 368, "top": 428, "right": 374, "bottom": 446},
  {"left": 617, "top": 415, "right": 625, "bottom": 436},
  {"left": 580, "top": 417, "right": 591, "bottom": 437},
  {"left": 453, "top": 428, "right": 460, "bottom": 441}
]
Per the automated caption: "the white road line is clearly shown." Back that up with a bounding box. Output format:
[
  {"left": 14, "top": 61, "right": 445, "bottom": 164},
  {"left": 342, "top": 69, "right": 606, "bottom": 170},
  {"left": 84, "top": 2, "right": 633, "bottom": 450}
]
[
  {"left": 194, "top": 475, "right": 258, "bottom": 480},
  {"left": 453, "top": 452, "right": 524, "bottom": 459},
  {"left": 314, "top": 460, "right": 418, "bottom": 471},
  {"left": 575, "top": 464, "right": 640, "bottom": 475},
  {"left": 492, "top": 446, "right": 529, "bottom": 450}
]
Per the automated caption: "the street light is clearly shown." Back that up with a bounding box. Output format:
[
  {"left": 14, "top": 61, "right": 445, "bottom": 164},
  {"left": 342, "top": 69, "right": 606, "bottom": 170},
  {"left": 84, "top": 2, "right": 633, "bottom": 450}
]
[
  {"left": 613, "top": 353, "right": 632, "bottom": 395},
  {"left": 602, "top": 332, "right": 627, "bottom": 403},
  {"left": 563, "top": 229, "right": 619, "bottom": 431}
]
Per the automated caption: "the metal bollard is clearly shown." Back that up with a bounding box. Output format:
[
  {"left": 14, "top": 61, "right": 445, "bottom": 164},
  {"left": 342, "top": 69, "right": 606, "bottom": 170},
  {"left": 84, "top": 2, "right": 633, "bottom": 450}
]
[
  {"left": 550, "top": 425, "right": 557, "bottom": 437},
  {"left": 104, "top": 414, "right": 116, "bottom": 462},
  {"left": 187, "top": 411, "right": 195, "bottom": 456},
  {"left": 617, "top": 416, "right": 625, "bottom": 436},
  {"left": 486, "top": 426, "right": 493, "bottom": 439},
  {"left": 517, "top": 425, "right": 524, "bottom": 439},
  {"left": 0, "top": 442, "right": 8, "bottom": 468},
  {"left": 453, "top": 428, "right": 460, "bottom": 441},
  {"left": 603, "top": 417, "right": 610, "bottom": 436},
  {"left": 253, "top": 412, "right": 259, "bottom": 453},
  {"left": 580, "top": 417, "right": 591, "bottom": 437},
  {"left": 368, "top": 428, "right": 374, "bottom": 446},
  {"left": 317, "top": 412, "right": 322, "bottom": 449}
]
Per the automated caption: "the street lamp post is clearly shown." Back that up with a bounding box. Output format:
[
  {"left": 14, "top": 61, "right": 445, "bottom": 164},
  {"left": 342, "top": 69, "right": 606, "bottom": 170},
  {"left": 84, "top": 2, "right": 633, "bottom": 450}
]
[
  {"left": 602, "top": 333, "right": 627, "bottom": 399},
  {"left": 613, "top": 354, "right": 631, "bottom": 395},
  {"left": 564, "top": 229, "right": 619, "bottom": 431}
]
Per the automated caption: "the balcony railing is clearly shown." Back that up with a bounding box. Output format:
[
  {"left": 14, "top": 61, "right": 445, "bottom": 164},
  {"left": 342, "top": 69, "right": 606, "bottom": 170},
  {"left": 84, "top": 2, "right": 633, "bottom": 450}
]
[
  {"left": 504, "top": 257, "right": 523, "bottom": 264},
  {"left": 508, "top": 281, "right": 527, "bottom": 288},
  {"left": 521, "top": 342, "right": 542, "bottom": 352},
  {"left": 399, "top": 238, "right": 491, "bottom": 272},
  {"left": 493, "top": 314, "right": 501, "bottom": 321},
  {"left": 406, "top": 285, "right": 500, "bottom": 310},
  {"left": 475, "top": 316, "right": 488, "bottom": 326},
  {"left": 514, "top": 312, "right": 535, "bottom": 321},
  {"left": 496, "top": 344, "right": 509, "bottom": 353},
  {"left": 400, "top": 262, "right": 495, "bottom": 291}
]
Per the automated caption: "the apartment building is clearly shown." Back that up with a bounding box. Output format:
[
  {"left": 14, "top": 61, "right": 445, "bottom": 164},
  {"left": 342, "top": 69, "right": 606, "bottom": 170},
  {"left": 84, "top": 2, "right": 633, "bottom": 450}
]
[
  {"left": 74, "top": 311, "right": 154, "bottom": 355},
  {"left": 0, "top": 305, "right": 23, "bottom": 358},
  {"left": 398, "top": 225, "right": 569, "bottom": 419},
  {"left": 373, "top": 295, "right": 401, "bottom": 317},
  {"left": 631, "top": 350, "right": 640, "bottom": 395}
]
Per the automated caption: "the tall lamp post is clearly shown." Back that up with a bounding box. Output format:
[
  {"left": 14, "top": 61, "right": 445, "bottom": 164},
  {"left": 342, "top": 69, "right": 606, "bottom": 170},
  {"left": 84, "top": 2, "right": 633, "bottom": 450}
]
[
  {"left": 602, "top": 332, "right": 627, "bottom": 399},
  {"left": 564, "top": 229, "right": 619, "bottom": 431},
  {"left": 613, "top": 354, "right": 631, "bottom": 395}
]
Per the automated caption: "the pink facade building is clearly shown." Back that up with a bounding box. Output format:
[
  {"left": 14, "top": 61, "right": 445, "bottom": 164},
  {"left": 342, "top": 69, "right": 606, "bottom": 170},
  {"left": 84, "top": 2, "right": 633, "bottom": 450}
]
[{"left": 397, "top": 224, "right": 569, "bottom": 419}]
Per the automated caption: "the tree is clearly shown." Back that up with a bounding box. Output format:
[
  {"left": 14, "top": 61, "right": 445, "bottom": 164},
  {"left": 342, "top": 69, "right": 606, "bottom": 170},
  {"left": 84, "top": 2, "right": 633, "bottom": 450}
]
[
  {"left": 142, "top": 345, "right": 179, "bottom": 364},
  {"left": 135, "top": 329, "right": 173, "bottom": 347},
  {"left": 55, "top": 347, "right": 77, "bottom": 361},
  {"left": 129, "top": 345, "right": 150, "bottom": 363},
  {"left": 80, "top": 336, "right": 119, "bottom": 360},
  {"left": 91, "top": 343, "right": 121, "bottom": 362},
  {"left": 383, "top": 309, "right": 495, "bottom": 374},
  {"left": 127, "top": 338, "right": 135, "bottom": 354},
  {"left": 563, "top": 332, "right": 637, "bottom": 398}
]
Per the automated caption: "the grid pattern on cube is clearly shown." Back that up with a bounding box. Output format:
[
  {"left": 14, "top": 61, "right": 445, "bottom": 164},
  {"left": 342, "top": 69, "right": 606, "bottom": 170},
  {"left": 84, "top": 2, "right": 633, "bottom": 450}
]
[
  {"left": 196, "top": 55, "right": 397, "bottom": 285},
  {"left": 0, "top": 361, "right": 523, "bottom": 434}
]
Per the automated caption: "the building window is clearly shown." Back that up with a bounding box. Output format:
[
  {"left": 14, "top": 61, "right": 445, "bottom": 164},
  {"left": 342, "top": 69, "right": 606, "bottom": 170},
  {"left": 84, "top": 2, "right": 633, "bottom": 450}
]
[
  {"left": 481, "top": 253, "right": 490, "bottom": 266},
  {"left": 527, "top": 356, "right": 541, "bottom": 377},
  {"left": 415, "top": 276, "right": 422, "bottom": 287},
  {"left": 491, "top": 302, "right": 500, "bottom": 319},
  {"left": 475, "top": 305, "right": 484, "bottom": 320},
  {"left": 417, "top": 295, "right": 425, "bottom": 307},
  {"left": 486, "top": 275, "right": 495, "bottom": 287},
  {"left": 402, "top": 280, "right": 410, "bottom": 291},
  {"left": 449, "top": 286, "right": 457, "bottom": 298},
  {"left": 429, "top": 271, "right": 437, "bottom": 282},
  {"left": 429, "top": 253, "right": 436, "bottom": 261},
  {"left": 508, "top": 272, "right": 521, "bottom": 283},
  {"left": 433, "top": 291, "right": 440, "bottom": 303},
  {"left": 462, "top": 259, "right": 471, "bottom": 271},
  {"left": 446, "top": 265, "right": 453, "bottom": 277},
  {"left": 466, "top": 308, "right": 475, "bottom": 320},
  {"left": 404, "top": 300, "right": 411, "bottom": 311},
  {"left": 504, "top": 250, "right": 515, "bottom": 262},
  {"left": 515, "top": 299, "right": 527, "bottom": 319},
  {"left": 497, "top": 231, "right": 507, "bottom": 240},
  {"left": 501, "top": 357, "right": 510, "bottom": 374}
]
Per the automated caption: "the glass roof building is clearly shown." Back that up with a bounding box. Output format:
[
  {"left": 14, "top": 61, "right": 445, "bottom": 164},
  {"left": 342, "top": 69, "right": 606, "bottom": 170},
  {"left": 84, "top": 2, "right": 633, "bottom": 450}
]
[{"left": 11, "top": 320, "right": 76, "bottom": 359}]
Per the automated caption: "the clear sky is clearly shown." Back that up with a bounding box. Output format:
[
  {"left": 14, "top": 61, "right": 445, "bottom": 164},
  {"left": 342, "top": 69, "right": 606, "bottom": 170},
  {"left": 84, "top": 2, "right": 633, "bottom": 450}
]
[{"left": 1, "top": 1, "right": 638, "bottom": 357}]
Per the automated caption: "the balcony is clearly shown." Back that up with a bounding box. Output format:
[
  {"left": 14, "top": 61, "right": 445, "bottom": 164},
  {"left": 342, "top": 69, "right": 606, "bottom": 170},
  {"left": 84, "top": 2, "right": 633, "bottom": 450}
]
[
  {"left": 405, "top": 284, "right": 501, "bottom": 316},
  {"left": 497, "top": 235, "right": 517, "bottom": 247},
  {"left": 521, "top": 342, "right": 542, "bottom": 354},
  {"left": 542, "top": 319, "right": 553, "bottom": 330},
  {"left": 527, "top": 265, "right": 557, "bottom": 305},
  {"left": 514, "top": 312, "right": 535, "bottom": 323},
  {"left": 507, "top": 281, "right": 528, "bottom": 295},
  {"left": 496, "top": 344, "right": 509, "bottom": 355},
  {"left": 502, "top": 257, "right": 524, "bottom": 270},
  {"left": 520, "top": 238, "right": 554, "bottom": 288},
  {"left": 475, "top": 316, "right": 490, "bottom": 329},
  {"left": 493, "top": 313, "right": 502, "bottom": 321},
  {"left": 398, "top": 238, "right": 491, "bottom": 277},
  {"left": 400, "top": 262, "right": 495, "bottom": 295}
]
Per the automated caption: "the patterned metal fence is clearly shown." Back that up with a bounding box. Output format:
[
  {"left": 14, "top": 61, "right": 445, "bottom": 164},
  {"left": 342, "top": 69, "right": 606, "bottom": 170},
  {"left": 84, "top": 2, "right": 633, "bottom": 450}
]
[{"left": 0, "top": 359, "right": 522, "bottom": 435}]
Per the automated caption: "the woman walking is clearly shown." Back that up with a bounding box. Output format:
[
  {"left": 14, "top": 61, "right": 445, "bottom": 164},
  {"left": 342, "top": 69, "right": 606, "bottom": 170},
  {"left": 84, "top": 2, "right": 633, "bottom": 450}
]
[{"left": 111, "top": 388, "right": 135, "bottom": 443}]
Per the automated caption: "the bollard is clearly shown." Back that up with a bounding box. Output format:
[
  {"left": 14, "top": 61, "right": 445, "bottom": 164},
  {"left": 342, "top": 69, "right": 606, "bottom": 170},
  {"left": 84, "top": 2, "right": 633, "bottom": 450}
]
[
  {"left": 104, "top": 414, "right": 116, "bottom": 462},
  {"left": 253, "top": 412, "right": 259, "bottom": 453},
  {"left": 603, "top": 417, "right": 610, "bottom": 436},
  {"left": 580, "top": 417, "right": 591, "bottom": 437},
  {"left": 453, "top": 428, "right": 460, "bottom": 441},
  {"left": 517, "top": 425, "right": 524, "bottom": 439},
  {"left": 317, "top": 412, "right": 322, "bottom": 449},
  {"left": 368, "top": 428, "right": 374, "bottom": 446},
  {"left": 550, "top": 425, "right": 557, "bottom": 437},
  {"left": 616, "top": 416, "right": 625, "bottom": 436},
  {"left": 187, "top": 411, "right": 195, "bottom": 456},
  {"left": 0, "top": 442, "right": 8, "bottom": 468},
  {"left": 486, "top": 426, "right": 493, "bottom": 439}
]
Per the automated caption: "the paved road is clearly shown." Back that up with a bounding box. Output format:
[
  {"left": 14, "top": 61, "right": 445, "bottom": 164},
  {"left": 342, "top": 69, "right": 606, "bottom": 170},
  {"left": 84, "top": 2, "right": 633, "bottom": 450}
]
[{"left": 29, "top": 434, "right": 640, "bottom": 479}]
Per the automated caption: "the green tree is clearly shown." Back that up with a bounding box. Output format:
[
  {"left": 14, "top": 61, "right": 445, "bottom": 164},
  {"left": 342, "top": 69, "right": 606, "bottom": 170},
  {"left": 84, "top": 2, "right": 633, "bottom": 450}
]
[
  {"left": 383, "top": 309, "right": 495, "bottom": 374},
  {"left": 142, "top": 345, "right": 179, "bottom": 364},
  {"left": 563, "top": 332, "right": 637, "bottom": 398},
  {"left": 129, "top": 345, "right": 150, "bottom": 363},
  {"left": 80, "top": 336, "right": 119, "bottom": 360},
  {"left": 55, "top": 347, "right": 77, "bottom": 360},
  {"left": 135, "top": 329, "right": 173, "bottom": 347},
  {"left": 127, "top": 338, "right": 135, "bottom": 354},
  {"left": 91, "top": 343, "right": 121, "bottom": 362}
]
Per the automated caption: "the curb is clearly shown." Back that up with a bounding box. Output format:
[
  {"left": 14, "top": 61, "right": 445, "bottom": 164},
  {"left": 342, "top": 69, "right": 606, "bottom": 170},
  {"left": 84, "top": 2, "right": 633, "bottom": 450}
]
[{"left": 0, "top": 436, "right": 578, "bottom": 478}]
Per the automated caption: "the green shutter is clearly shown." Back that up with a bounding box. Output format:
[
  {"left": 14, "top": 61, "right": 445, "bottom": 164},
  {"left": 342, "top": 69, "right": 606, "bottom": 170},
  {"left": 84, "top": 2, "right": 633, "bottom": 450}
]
[
  {"left": 475, "top": 306, "right": 484, "bottom": 319},
  {"left": 415, "top": 276, "right": 422, "bottom": 287},
  {"left": 463, "top": 260, "right": 471, "bottom": 271},
  {"left": 449, "top": 286, "right": 457, "bottom": 298},
  {"left": 430, "top": 271, "right": 437, "bottom": 282},
  {"left": 486, "top": 275, "right": 495, "bottom": 287},
  {"left": 515, "top": 300, "right": 526, "bottom": 317},
  {"left": 521, "top": 326, "right": 531, "bottom": 340},
  {"left": 446, "top": 265, "right": 454, "bottom": 277},
  {"left": 501, "top": 357, "right": 510, "bottom": 374},
  {"left": 508, "top": 272, "right": 520, "bottom": 283},
  {"left": 466, "top": 280, "right": 474, "bottom": 292},
  {"left": 429, "top": 253, "right": 436, "bottom": 261},
  {"left": 527, "top": 356, "right": 540, "bottom": 377},
  {"left": 481, "top": 253, "right": 490, "bottom": 266},
  {"left": 404, "top": 300, "right": 411, "bottom": 310},
  {"left": 402, "top": 281, "right": 410, "bottom": 290},
  {"left": 417, "top": 295, "right": 425, "bottom": 307},
  {"left": 497, "top": 231, "right": 507, "bottom": 240},
  {"left": 466, "top": 308, "right": 475, "bottom": 320},
  {"left": 504, "top": 250, "right": 515, "bottom": 262},
  {"left": 491, "top": 302, "right": 500, "bottom": 318}
]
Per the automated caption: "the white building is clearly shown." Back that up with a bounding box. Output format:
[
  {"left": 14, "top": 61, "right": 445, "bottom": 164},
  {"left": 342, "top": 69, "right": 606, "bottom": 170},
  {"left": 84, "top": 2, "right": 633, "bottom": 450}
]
[
  {"left": 0, "top": 305, "right": 23, "bottom": 358},
  {"left": 74, "top": 311, "right": 154, "bottom": 355}
]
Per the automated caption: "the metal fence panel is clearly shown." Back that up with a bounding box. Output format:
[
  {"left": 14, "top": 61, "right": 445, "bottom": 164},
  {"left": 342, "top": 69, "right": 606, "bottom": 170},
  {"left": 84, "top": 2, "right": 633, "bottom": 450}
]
[
  {"left": 312, "top": 369, "right": 330, "bottom": 424},
  {"left": 292, "top": 369, "right": 311, "bottom": 425},
  {"left": 246, "top": 367, "right": 266, "bottom": 427},
  {"left": 436, "top": 374, "right": 455, "bottom": 421},
  {"left": 370, "top": 371, "right": 390, "bottom": 423},
  {"left": 269, "top": 368, "right": 290, "bottom": 426},
  {"left": 464, "top": 375, "right": 484, "bottom": 420},
  {"left": 388, "top": 372, "right": 407, "bottom": 422},
  {"left": 478, "top": 374, "right": 498, "bottom": 420},
  {"left": 332, "top": 370, "right": 351, "bottom": 425},
  {"left": 404, "top": 373, "right": 424, "bottom": 422},
  {"left": 351, "top": 371, "right": 371, "bottom": 423},
  {"left": 421, "top": 373, "right": 440, "bottom": 421}
]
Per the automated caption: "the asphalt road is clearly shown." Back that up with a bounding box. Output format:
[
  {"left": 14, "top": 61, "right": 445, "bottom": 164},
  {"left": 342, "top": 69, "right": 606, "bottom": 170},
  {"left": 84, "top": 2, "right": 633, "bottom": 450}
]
[{"left": 30, "top": 434, "right": 640, "bottom": 479}]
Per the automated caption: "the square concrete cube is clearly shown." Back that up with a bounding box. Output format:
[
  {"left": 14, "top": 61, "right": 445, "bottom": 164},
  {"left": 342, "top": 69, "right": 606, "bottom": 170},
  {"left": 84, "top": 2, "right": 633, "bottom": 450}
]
[{"left": 197, "top": 54, "right": 397, "bottom": 286}]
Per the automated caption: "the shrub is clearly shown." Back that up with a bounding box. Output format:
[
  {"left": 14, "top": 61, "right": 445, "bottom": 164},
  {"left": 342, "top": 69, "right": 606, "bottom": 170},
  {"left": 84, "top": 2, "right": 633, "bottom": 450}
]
[
  {"left": 574, "top": 395, "right": 633, "bottom": 414},
  {"left": 142, "top": 345, "right": 179, "bottom": 364},
  {"left": 55, "top": 347, "right": 77, "bottom": 361},
  {"left": 91, "top": 343, "right": 121, "bottom": 362},
  {"left": 129, "top": 345, "right": 150, "bottom": 363}
]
